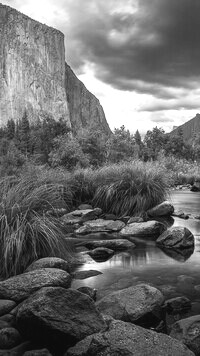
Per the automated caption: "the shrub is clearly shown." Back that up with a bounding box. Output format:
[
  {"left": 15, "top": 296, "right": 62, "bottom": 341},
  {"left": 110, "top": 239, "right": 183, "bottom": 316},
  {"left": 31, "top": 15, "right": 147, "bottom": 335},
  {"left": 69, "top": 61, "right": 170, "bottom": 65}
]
[
  {"left": 0, "top": 168, "right": 75, "bottom": 278},
  {"left": 92, "top": 162, "right": 168, "bottom": 216}
]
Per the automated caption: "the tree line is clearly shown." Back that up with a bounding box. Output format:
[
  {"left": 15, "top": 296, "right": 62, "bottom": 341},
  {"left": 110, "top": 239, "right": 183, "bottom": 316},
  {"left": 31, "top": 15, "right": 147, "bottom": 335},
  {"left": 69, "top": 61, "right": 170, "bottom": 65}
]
[{"left": 0, "top": 112, "right": 199, "bottom": 174}]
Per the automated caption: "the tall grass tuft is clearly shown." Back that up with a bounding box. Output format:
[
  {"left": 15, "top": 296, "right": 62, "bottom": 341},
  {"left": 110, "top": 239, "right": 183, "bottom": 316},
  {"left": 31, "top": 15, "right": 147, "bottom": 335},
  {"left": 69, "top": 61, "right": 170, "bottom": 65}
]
[
  {"left": 0, "top": 168, "right": 75, "bottom": 278},
  {"left": 92, "top": 162, "right": 168, "bottom": 217}
]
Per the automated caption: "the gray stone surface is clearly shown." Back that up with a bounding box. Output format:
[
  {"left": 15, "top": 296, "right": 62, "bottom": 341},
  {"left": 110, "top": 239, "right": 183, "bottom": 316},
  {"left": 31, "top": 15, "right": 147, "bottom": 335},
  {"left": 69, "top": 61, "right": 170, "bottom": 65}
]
[
  {"left": 88, "top": 247, "right": 114, "bottom": 261},
  {"left": 147, "top": 201, "right": 174, "bottom": 217},
  {"left": 23, "top": 349, "right": 52, "bottom": 356},
  {"left": 0, "top": 300, "right": 16, "bottom": 317},
  {"left": 76, "top": 219, "right": 125, "bottom": 234},
  {"left": 120, "top": 220, "right": 166, "bottom": 239},
  {"left": 61, "top": 208, "right": 102, "bottom": 225},
  {"left": 164, "top": 296, "right": 191, "bottom": 311},
  {"left": 25, "top": 257, "right": 70, "bottom": 273},
  {"left": 96, "top": 284, "right": 164, "bottom": 323},
  {"left": 77, "top": 287, "right": 97, "bottom": 301},
  {"left": 66, "top": 319, "right": 194, "bottom": 356},
  {"left": 72, "top": 270, "right": 102, "bottom": 280},
  {"left": 156, "top": 227, "right": 194, "bottom": 249},
  {"left": 170, "top": 315, "right": 200, "bottom": 355},
  {"left": 0, "top": 268, "right": 71, "bottom": 302},
  {"left": 0, "top": 327, "right": 21, "bottom": 349},
  {"left": 16, "top": 287, "right": 106, "bottom": 350},
  {"left": 81, "top": 239, "right": 135, "bottom": 251}
]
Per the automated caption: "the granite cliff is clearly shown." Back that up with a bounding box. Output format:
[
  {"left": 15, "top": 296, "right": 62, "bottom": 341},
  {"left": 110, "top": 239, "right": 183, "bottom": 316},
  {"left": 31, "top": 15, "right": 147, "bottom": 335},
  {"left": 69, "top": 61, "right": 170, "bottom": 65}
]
[
  {"left": 0, "top": 3, "right": 110, "bottom": 135},
  {"left": 170, "top": 114, "right": 200, "bottom": 141}
]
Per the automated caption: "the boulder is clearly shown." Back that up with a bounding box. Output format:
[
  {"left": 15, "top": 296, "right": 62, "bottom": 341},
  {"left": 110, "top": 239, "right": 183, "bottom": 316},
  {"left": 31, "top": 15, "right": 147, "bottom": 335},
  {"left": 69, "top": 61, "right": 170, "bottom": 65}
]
[
  {"left": 81, "top": 239, "right": 135, "bottom": 251},
  {"left": 25, "top": 257, "right": 70, "bottom": 273},
  {"left": 72, "top": 270, "right": 102, "bottom": 280},
  {"left": 147, "top": 201, "right": 174, "bottom": 217},
  {"left": 0, "top": 268, "right": 71, "bottom": 302},
  {"left": 164, "top": 297, "right": 191, "bottom": 312},
  {"left": 66, "top": 319, "right": 194, "bottom": 356},
  {"left": 0, "top": 300, "right": 16, "bottom": 317},
  {"left": 88, "top": 248, "right": 114, "bottom": 261},
  {"left": 195, "top": 216, "right": 200, "bottom": 220},
  {"left": 191, "top": 181, "right": 200, "bottom": 192},
  {"left": 127, "top": 216, "right": 144, "bottom": 224},
  {"left": 16, "top": 287, "right": 106, "bottom": 352},
  {"left": 61, "top": 208, "right": 102, "bottom": 225},
  {"left": 77, "top": 287, "right": 97, "bottom": 301},
  {"left": 96, "top": 284, "right": 164, "bottom": 325},
  {"left": 120, "top": 221, "right": 166, "bottom": 239},
  {"left": 173, "top": 211, "right": 190, "bottom": 219},
  {"left": 0, "top": 314, "right": 16, "bottom": 327},
  {"left": 0, "top": 327, "right": 21, "bottom": 349},
  {"left": 170, "top": 315, "right": 200, "bottom": 355},
  {"left": 23, "top": 349, "right": 53, "bottom": 355},
  {"left": 160, "top": 246, "right": 194, "bottom": 262},
  {"left": 75, "top": 219, "right": 125, "bottom": 234},
  {"left": 156, "top": 227, "right": 194, "bottom": 249}
]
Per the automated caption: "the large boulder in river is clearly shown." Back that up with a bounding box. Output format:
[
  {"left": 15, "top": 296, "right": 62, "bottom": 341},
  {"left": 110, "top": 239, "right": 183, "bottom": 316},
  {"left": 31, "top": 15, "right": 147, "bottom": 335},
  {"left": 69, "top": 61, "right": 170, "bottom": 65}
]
[
  {"left": 25, "top": 257, "right": 70, "bottom": 273},
  {"left": 120, "top": 220, "right": 166, "bottom": 239},
  {"left": 76, "top": 219, "right": 125, "bottom": 234},
  {"left": 61, "top": 208, "right": 102, "bottom": 225},
  {"left": 147, "top": 201, "right": 174, "bottom": 217},
  {"left": 170, "top": 315, "right": 200, "bottom": 355},
  {"left": 81, "top": 239, "right": 135, "bottom": 251},
  {"left": 0, "top": 268, "right": 71, "bottom": 302},
  {"left": 156, "top": 227, "right": 194, "bottom": 249},
  {"left": 96, "top": 284, "right": 164, "bottom": 325},
  {"left": 66, "top": 319, "right": 194, "bottom": 356},
  {"left": 16, "top": 287, "right": 106, "bottom": 352}
]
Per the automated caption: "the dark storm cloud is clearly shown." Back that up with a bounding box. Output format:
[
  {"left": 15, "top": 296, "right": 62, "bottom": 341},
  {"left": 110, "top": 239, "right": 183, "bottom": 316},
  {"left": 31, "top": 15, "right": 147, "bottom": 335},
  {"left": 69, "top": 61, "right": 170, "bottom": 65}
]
[{"left": 64, "top": 0, "right": 200, "bottom": 98}]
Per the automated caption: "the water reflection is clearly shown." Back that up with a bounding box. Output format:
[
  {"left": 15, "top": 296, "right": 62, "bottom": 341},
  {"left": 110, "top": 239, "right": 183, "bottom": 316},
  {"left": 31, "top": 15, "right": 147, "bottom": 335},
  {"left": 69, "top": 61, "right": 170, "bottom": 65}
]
[{"left": 159, "top": 246, "right": 194, "bottom": 262}]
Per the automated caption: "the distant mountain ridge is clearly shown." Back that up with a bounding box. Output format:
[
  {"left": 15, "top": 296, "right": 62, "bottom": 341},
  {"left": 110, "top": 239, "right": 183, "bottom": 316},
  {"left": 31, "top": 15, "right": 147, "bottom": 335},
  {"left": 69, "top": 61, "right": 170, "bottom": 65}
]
[{"left": 170, "top": 114, "right": 200, "bottom": 141}]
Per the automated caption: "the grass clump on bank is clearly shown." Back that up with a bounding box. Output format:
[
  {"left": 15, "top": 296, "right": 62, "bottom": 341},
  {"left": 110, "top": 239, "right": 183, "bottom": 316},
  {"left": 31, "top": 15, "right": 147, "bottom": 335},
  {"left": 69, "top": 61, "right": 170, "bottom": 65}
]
[
  {"left": 0, "top": 166, "right": 75, "bottom": 278},
  {"left": 69, "top": 161, "right": 168, "bottom": 217}
]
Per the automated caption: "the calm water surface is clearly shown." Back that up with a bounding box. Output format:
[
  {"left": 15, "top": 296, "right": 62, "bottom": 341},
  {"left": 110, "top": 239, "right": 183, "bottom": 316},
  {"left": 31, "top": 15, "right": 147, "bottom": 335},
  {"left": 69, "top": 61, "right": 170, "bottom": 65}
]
[{"left": 72, "top": 190, "right": 200, "bottom": 326}]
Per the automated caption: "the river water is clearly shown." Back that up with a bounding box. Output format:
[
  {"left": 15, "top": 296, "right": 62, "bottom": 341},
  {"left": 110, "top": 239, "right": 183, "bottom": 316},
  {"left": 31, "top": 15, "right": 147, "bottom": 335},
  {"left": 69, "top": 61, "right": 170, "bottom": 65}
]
[{"left": 72, "top": 190, "right": 200, "bottom": 327}]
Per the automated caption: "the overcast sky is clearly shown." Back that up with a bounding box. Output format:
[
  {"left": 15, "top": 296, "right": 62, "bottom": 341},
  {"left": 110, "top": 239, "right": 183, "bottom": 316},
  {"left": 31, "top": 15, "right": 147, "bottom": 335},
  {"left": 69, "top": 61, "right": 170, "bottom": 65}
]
[{"left": 3, "top": 0, "right": 200, "bottom": 134}]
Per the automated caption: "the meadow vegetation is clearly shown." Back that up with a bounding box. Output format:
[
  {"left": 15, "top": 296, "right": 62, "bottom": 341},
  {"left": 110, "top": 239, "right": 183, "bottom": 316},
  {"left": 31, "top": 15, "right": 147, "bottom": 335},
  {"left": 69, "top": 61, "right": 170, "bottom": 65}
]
[{"left": 0, "top": 113, "right": 199, "bottom": 277}]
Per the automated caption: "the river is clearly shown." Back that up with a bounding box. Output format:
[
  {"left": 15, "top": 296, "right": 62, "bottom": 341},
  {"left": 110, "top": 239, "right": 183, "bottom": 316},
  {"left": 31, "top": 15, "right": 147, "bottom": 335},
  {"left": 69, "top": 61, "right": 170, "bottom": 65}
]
[{"left": 72, "top": 190, "right": 200, "bottom": 327}]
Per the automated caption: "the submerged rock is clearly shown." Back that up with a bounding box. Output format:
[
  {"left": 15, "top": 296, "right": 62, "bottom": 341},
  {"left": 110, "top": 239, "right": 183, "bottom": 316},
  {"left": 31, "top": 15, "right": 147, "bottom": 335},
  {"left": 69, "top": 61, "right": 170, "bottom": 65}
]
[
  {"left": 0, "top": 268, "right": 71, "bottom": 302},
  {"left": 72, "top": 270, "right": 102, "bottom": 280},
  {"left": 120, "top": 220, "right": 166, "bottom": 239},
  {"left": 76, "top": 219, "right": 125, "bottom": 234},
  {"left": 160, "top": 246, "right": 194, "bottom": 262},
  {"left": 16, "top": 287, "right": 106, "bottom": 352},
  {"left": 96, "top": 284, "right": 164, "bottom": 325},
  {"left": 147, "top": 201, "right": 174, "bottom": 217},
  {"left": 156, "top": 227, "right": 194, "bottom": 249},
  {"left": 88, "top": 247, "right": 114, "bottom": 261},
  {"left": 66, "top": 319, "right": 194, "bottom": 356},
  {"left": 170, "top": 315, "right": 200, "bottom": 355},
  {"left": 25, "top": 257, "right": 70, "bottom": 273},
  {"left": 80, "top": 239, "right": 135, "bottom": 251}
]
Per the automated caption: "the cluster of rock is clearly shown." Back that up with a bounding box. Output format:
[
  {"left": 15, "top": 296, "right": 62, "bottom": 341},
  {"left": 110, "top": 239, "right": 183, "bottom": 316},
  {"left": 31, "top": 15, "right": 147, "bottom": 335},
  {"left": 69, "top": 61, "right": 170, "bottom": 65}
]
[
  {"left": 0, "top": 257, "right": 198, "bottom": 355},
  {"left": 58, "top": 201, "right": 195, "bottom": 262}
]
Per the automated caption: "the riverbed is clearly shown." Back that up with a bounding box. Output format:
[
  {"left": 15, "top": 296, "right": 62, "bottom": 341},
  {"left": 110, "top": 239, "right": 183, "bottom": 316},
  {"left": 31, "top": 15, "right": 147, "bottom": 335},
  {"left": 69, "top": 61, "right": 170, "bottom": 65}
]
[{"left": 72, "top": 190, "right": 200, "bottom": 328}]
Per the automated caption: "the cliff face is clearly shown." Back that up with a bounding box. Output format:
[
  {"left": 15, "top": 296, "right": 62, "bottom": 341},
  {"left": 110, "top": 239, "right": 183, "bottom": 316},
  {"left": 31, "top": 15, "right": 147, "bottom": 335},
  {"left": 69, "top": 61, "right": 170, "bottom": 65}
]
[
  {"left": 0, "top": 3, "right": 110, "bottom": 135},
  {"left": 65, "top": 64, "right": 111, "bottom": 135},
  {"left": 0, "top": 3, "right": 70, "bottom": 126},
  {"left": 170, "top": 114, "right": 200, "bottom": 141}
]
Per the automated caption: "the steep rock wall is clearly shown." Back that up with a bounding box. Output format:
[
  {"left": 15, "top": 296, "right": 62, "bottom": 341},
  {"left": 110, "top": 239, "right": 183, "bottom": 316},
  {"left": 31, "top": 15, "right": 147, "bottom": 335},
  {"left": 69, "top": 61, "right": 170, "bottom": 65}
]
[
  {"left": 65, "top": 64, "right": 111, "bottom": 136},
  {"left": 0, "top": 3, "right": 70, "bottom": 126},
  {"left": 170, "top": 114, "right": 200, "bottom": 141}
]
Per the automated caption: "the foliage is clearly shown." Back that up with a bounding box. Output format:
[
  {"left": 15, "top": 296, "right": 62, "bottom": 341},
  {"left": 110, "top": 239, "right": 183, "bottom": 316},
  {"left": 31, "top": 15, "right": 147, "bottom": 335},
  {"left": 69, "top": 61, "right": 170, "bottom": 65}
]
[
  {"left": 49, "top": 134, "right": 89, "bottom": 169},
  {"left": 0, "top": 168, "right": 75, "bottom": 278},
  {"left": 106, "top": 125, "right": 136, "bottom": 163},
  {"left": 84, "top": 162, "right": 167, "bottom": 216},
  {"left": 78, "top": 128, "right": 107, "bottom": 166}
]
